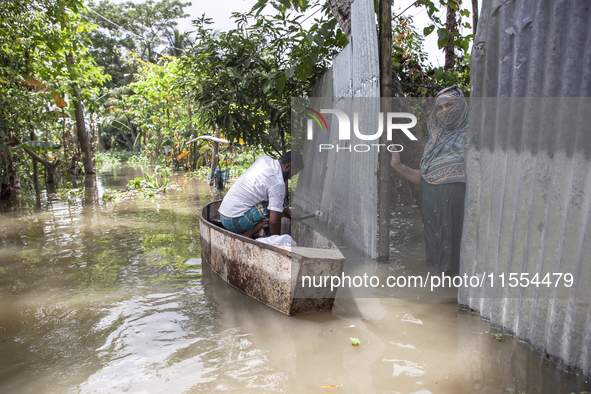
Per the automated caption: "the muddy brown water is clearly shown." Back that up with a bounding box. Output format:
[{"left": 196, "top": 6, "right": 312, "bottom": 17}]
[{"left": 0, "top": 166, "right": 589, "bottom": 393}]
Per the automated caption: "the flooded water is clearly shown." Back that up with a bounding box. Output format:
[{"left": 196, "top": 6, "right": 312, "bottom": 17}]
[{"left": 0, "top": 166, "right": 589, "bottom": 393}]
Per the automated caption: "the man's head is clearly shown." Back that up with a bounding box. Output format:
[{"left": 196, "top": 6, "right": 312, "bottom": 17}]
[{"left": 278, "top": 151, "right": 304, "bottom": 180}]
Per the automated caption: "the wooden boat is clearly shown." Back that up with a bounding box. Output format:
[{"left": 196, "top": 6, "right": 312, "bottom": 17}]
[{"left": 199, "top": 200, "right": 345, "bottom": 316}]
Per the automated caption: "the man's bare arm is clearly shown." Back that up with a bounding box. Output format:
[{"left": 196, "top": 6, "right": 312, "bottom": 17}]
[{"left": 269, "top": 210, "right": 282, "bottom": 235}]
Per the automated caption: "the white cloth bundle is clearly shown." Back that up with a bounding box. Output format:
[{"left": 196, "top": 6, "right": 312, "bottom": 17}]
[{"left": 255, "top": 234, "right": 297, "bottom": 246}]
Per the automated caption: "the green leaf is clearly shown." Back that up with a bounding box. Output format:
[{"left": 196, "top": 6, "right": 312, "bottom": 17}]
[
  {"left": 285, "top": 65, "right": 296, "bottom": 78},
  {"left": 423, "top": 25, "right": 435, "bottom": 36},
  {"left": 162, "top": 139, "right": 175, "bottom": 147},
  {"left": 296, "top": 64, "right": 308, "bottom": 80},
  {"left": 313, "top": 34, "right": 325, "bottom": 46},
  {"left": 0, "top": 143, "right": 6, "bottom": 153},
  {"left": 350, "top": 338, "right": 360, "bottom": 346},
  {"left": 437, "top": 29, "right": 449, "bottom": 49},
  {"left": 461, "top": 38, "right": 470, "bottom": 52},
  {"left": 276, "top": 75, "right": 287, "bottom": 94},
  {"left": 18, "top": 141, "right": 61, "bottom": 152},
  {"left": 262, "top": 78, "right": 273, "bottom": 93},
  {"left": 305, "top": 53, "right": 318, "bottom": 65}
]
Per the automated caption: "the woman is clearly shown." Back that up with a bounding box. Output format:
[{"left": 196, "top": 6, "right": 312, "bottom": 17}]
[{"left": 390, "top": 86, "right": 467, "bottom": 275}]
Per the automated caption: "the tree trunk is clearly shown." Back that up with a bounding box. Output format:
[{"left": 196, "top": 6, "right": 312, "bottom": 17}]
[
  {"left": 71, "top": 85, "right": 94, "bottom": 174},
  {"left": 472, "top": 0, "right": 478, "bottom": 36},
  {"left": 126, "top": 117, "right": 137, "bottom": 151},
  {"left": 89, "top": 112, "right": 95, "bottom": 162},
  {"left": 187, "top": 100, "right": 197, "bottom": 170},
  {"left": 97, "top": 123, "right": 105, "bottom": 151},
  {"left": 444, "top": 0, "right": 459, "bottom": 70},
  {"left": 280, "top": 127, "right": 286, "bottom": 154},
  {"left": 0, "top": 149, "right": 20, "bottom": 200},
  {"left": 66, "top": 53, "right": 94, "bottom": 173},
  {"left": 208, "top": 128, "right": 221, "bottom": 186},
  {"left": 22, "top": 148, "right": 60, "bottom": 184},
  {"left": 326, "top": 0, "right": 353, "bottom": 38},
  {"left": 29, "top": 131, "right": 41, "bottom": 196},
  {"left": 137, "top": 128, "right": 142, "bottom": 151}
]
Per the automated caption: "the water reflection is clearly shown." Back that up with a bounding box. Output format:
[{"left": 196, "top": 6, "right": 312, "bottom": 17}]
[{"left": 0, "top": 166, "right": 589, "bottom": 393}]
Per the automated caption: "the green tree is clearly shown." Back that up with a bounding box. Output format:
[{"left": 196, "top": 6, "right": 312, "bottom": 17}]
[
  {"left": 0, "top": 0, "right": 108, "bottom": 191},
  {"left": 164, "top": 28, "right": 194, "bottom": 57},
  {"left": 117, "top": 55, "right": 195, "bottom": 160},
  {"left": 417, "top": 0, "right": 474, "bottom": 70},
  {"left": 85, "top": 0, "right": 191, "bottom": 79},
  {"left": 180, "top": 5, "right": 346, "bottom": 155}
]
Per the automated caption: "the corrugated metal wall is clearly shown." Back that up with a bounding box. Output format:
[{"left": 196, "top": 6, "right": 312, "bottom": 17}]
[
  {"left": 461, "top": 0, "right": 591, "bottom": 378},
  {"left": 294, "top": 0, "right": 380, "bottom": 258}
]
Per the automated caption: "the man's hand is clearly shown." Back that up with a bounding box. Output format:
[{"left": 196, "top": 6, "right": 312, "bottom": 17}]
[
  {"left": 241, "top": 220, "right": 269, "bottom": 239},
  {"left": 282, "top": 207, "right": 291, "bottom": 219}
]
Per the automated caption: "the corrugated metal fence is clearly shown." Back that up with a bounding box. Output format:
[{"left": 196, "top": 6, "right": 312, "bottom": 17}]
[
  {"left": 461, "top": 0, "right": 591, "bottom": 377},
  {"left": 294, "top": 0, "right": 380, "bottom": 258}
]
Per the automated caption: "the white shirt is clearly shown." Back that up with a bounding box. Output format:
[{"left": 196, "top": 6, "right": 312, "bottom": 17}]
[{"left": 219, "top": 156, "right": 286, "bottom": 218}]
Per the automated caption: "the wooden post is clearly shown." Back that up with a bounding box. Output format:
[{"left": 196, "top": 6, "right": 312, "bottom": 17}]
[
  {"left": 208, "top": 127, "right": 221, "bottom": 185},
  {"left": 472, "top": 0, "right": 478, "bottom": 36},
  {"left": 378, "top": 0, "right": 393, "bottom": 260}
]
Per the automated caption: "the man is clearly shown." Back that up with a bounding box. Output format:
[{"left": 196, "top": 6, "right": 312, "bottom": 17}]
[{"left": 218, "top": 151, "right": 304, "bottom": 238}]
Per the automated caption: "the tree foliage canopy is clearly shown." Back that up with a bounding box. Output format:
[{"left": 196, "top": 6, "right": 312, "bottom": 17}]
[{"left": 0, "top": 0, "right": 475, "bottom": 198}]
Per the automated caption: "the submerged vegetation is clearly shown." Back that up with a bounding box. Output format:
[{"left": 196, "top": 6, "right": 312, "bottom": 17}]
[{"left": 102, "top": 166, "right": 176, "bottom": 201}]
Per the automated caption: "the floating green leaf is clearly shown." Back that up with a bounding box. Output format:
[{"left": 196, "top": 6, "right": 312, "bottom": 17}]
[{"left": 349, "top": 337, "right": 360, "bottom": 346}]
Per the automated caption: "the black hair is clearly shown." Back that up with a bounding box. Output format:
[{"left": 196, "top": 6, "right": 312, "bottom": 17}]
[{"left": 279, "top": 151, "right": 304, "bottom": 171}]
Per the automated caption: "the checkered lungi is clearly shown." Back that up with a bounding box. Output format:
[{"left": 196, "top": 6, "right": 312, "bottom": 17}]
[
  {"left": 220, "top": 200, "right": 289, "bottom": 234},
  {"left": 220, "top": 203, "right": 267, "bottom": 234}
]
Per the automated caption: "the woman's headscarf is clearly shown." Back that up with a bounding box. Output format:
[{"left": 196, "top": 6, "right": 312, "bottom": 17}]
[{"left": 420, "top": 85, "right": 468, "bottom": 184}]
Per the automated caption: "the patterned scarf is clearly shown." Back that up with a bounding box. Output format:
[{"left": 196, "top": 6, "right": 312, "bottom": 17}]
[{"left": 420, "top": 85, "right": 467, "bottom": 184}]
